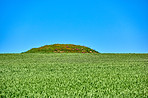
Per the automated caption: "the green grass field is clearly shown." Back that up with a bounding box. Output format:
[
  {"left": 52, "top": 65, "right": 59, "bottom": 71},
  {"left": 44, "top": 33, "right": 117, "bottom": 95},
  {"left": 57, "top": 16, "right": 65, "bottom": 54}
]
[{"left": 0, "top": 53, "right": 147, "bottom": 97}]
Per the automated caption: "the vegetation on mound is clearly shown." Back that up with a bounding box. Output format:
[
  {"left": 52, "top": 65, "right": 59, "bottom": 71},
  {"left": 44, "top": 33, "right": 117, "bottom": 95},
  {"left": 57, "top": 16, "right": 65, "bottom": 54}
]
[{"left": 25, "top": 44, "right": 99, "bottom": 53}]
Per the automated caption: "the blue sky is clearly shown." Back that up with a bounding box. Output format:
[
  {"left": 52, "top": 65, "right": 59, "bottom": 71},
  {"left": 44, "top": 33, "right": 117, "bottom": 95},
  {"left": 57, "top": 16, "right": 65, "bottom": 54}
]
[{"left": 0, "top": 0, "right": 148, "bottom": 53}]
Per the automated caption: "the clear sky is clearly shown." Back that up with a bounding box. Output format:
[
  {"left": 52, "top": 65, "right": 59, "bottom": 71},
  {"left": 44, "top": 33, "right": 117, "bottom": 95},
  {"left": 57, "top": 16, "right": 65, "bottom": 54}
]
[{"left": 0, "top": 0, "right": 148, "bottom": 53}]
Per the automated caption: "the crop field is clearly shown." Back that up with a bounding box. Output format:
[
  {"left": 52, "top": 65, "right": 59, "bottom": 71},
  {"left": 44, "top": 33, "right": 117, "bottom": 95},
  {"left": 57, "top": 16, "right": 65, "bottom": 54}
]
[{"left": 0, "top": 53, "right": 147, "bottom": 97}]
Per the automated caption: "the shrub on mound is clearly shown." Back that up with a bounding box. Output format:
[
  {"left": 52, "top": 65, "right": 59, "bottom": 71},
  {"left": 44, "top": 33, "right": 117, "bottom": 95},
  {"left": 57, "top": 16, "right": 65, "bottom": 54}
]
[{"left": 25, "top": 44, "right": 99, "bottom": 53}]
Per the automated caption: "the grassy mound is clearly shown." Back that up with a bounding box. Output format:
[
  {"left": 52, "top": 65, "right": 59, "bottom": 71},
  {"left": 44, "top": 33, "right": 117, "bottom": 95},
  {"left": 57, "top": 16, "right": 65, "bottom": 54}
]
[{"left": 25, "top": 44, "right": 99, "bottom": 53}]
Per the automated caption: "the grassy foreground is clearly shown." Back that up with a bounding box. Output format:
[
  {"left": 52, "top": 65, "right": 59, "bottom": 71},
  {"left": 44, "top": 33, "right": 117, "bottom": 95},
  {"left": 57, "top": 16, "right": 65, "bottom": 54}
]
[{"left": 0, "top": 53, "right": 147, "bottom": 97}]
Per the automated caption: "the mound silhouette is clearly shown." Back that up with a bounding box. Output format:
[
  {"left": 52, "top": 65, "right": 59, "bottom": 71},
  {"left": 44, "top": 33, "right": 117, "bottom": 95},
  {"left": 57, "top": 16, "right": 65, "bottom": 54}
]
[{"left": 25, "top": 44, "right": 99, "bottom": 53}]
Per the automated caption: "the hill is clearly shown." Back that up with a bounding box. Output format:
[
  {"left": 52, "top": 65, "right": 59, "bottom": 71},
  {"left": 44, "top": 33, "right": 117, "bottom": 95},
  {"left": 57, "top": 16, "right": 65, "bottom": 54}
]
[{"left": 25, "top": 44, "right": 99, "bottom": 53}]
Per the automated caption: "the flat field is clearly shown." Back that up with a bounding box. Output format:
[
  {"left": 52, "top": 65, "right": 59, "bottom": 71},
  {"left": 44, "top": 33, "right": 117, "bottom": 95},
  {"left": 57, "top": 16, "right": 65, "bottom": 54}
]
[{"left": 0, "top": 53, "right": 147, "bottom": 97}]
